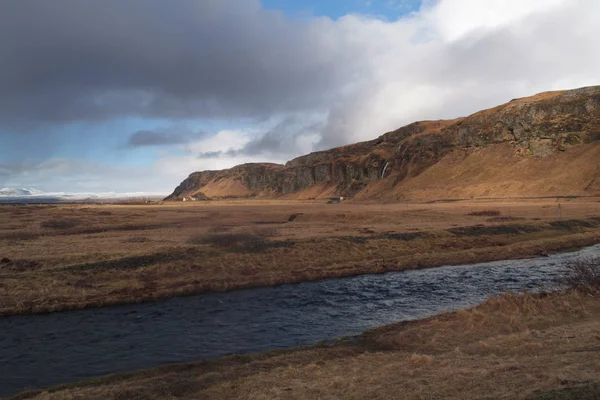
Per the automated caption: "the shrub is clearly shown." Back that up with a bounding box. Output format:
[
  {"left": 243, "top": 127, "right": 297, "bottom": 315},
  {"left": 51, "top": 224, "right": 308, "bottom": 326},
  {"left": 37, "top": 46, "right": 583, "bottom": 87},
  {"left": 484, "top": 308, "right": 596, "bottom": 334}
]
[
  {"left": 3, "top": 231, "right": 39, "bottom": 241},
  {"left": 468, "top": 210, "right": 501, "bottom": 217},
  {"left": 209, "top": 225, "right": 231, "bottom": 234},
  {"left": 288, "top": 213, "right": 303, "bottom": 222},
  {"left": 0, "top": 258, "right": 42, "bottom": 272},
  {"left": 40, "top": 218, "right": 80, "bottom": 229},
  {"left": 556, "top": 258, "right": 600, "bottom": 293},
  {"left": 122, "top": 236, "right": 151, "bottom": 243},
  {"left": 189, "top": 232, "right": 268, "bottom": 252},
  {"left": 253, "top": 227, "right": 279, "bottom": 237},
  {"left": 189, "top": 232, "right": 293, "bottom": 253},
  {"left": 487, "top": 216, "right": 524, "bottom": 223},
  {"left": 408, "top": 353, "right": 434, "bottom": 366}
]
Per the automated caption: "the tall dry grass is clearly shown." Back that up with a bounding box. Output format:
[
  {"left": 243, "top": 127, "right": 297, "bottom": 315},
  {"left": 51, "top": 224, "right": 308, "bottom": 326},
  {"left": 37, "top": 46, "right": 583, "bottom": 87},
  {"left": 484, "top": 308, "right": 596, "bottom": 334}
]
[{"left": 556, "top": 257, "right": 600, "bottom": 293}]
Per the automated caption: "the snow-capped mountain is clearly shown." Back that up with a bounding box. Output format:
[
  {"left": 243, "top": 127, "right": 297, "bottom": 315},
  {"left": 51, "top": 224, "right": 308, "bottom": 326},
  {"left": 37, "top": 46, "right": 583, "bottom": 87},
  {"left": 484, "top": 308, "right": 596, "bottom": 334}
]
[
  {"left": 0, "top": 188, "right": 45, "bottom": 197},
  {"left": 0, "top": 188, "right": 167, "bottom": 202}
]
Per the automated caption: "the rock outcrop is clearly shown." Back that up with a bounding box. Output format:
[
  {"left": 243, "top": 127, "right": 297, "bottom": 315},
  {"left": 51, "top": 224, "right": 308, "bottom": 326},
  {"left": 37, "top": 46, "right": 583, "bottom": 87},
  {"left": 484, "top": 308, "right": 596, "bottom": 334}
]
[{"left": 166, "top": 86, "right": 600, "bottom": 202}]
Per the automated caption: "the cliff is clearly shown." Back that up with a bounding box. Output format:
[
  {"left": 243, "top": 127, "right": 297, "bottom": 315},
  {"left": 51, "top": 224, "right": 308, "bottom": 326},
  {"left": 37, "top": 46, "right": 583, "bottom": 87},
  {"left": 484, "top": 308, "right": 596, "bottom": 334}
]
[{"left": 166, "top": 86, "right": 600, "bottom": 201}]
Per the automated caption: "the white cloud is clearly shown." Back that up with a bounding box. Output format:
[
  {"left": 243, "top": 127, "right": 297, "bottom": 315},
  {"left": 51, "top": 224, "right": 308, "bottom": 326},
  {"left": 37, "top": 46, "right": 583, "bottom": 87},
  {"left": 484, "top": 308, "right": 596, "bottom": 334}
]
[
  {"left": 422, "top": 0, "right": 569, "bottom": 42},
  {"left": 185, "top": 130, "right": 251, "bottom": 155},
  {"left": 4, "top": 0, "right": 600, "bottom": 192},
  {"left": 316, "top": 0, "right": 600, "bottom": 147}
]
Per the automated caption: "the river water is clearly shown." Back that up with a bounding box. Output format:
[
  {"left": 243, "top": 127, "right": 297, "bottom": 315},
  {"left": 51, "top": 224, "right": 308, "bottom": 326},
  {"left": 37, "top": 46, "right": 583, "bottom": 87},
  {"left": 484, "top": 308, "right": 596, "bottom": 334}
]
[{"left": 1, "top": 245, "right": 599, "bottom": 397}]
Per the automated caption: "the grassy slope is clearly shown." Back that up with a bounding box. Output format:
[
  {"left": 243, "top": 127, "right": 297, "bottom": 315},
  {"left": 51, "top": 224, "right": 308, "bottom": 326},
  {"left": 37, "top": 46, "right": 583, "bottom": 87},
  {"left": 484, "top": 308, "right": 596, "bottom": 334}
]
[
  {"left": 13, "top": 290, "right": 600, "bottom": 400},
  {"left": 381, "top": 143, "right": 600, "bottom": 202}
]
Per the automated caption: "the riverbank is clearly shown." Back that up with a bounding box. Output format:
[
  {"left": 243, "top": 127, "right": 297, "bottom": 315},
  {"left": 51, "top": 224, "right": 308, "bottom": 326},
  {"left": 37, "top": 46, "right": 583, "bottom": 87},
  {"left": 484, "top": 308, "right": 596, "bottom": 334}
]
[
  {"left": 11, "top": 288, "right": 600, "bottom": 399},
  {"left": 4, "top": 248, "right": 586, "bottom": 397},
  {"left": 2, "top": 200, "right": 600, "bottom": 316}
]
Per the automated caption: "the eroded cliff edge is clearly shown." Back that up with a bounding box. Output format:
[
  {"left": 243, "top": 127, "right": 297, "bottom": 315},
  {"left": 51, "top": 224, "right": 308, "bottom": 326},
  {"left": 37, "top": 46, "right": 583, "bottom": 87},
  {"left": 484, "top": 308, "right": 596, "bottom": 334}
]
[{"left": 166, "top": 86, "right": 600, "bottom": 201}]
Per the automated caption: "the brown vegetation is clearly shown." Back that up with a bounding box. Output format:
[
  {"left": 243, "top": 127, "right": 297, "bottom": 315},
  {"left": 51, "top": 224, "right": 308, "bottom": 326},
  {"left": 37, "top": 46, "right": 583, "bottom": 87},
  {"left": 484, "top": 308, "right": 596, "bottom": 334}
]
[
  {"left": 0, "top": 200, "right": 600, "bottom": 315},
  {"left": 13, "top": 289, "right": 600, "bottom": 399},
  {"left": 5, "top": 199, "right": 600, "bottom": 399},
  {"left": 468, "top": 209, "right": 501, "bottom": 217},
  {"left": 40, "top": 218, "right": 81, "bottom": 230},
  {"left": 188, "top": 232, "right": 293, "bottom": 253},
  {"left": 487, "top": 216, "right": 525, "bottom": 222},
  {"left": 557, "top": 258, "right": 600, "bottom": 294},
  {"left": 1, "top": 199, "right": 600, "bottom": 316}
]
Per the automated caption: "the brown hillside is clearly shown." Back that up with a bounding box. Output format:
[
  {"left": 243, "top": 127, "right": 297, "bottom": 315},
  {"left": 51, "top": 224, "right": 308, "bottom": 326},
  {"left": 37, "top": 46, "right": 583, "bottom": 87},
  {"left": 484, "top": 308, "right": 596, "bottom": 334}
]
[{"left": 166, "top": 86, "right": 600, "bottom": 201}]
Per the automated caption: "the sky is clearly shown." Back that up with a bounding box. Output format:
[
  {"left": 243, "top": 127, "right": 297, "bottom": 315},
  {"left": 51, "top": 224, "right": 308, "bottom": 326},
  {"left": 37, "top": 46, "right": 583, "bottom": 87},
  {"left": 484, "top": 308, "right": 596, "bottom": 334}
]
[{"left": 1, "top": 0, "right": 599, "bottom": 194}]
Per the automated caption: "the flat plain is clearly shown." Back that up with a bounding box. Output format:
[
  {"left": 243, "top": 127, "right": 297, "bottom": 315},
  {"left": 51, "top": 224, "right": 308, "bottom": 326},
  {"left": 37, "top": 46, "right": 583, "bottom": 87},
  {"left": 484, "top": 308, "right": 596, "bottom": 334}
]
[{"left": 1, "top": 198, "right": 600, "bottom": 316}]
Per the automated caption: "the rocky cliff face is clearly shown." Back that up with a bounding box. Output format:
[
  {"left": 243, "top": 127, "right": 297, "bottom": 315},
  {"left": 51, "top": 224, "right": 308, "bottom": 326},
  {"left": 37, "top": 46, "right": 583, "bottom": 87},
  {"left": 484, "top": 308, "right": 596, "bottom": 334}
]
[{"left": 166, "top": 86, "right": 600, "bottom": 201}]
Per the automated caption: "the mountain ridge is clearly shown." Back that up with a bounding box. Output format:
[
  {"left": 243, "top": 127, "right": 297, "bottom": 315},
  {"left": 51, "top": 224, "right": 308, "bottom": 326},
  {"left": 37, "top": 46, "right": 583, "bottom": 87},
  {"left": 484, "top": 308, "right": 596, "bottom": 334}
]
[{"left": 166, "top": 86, "right": 600, "bottom": 201}]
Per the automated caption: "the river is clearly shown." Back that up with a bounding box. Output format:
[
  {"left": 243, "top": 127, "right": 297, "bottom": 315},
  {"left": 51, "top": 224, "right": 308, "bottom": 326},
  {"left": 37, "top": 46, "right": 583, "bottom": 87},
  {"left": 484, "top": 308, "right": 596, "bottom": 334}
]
[{"left": 1, "top": 245, "right": 599, "bottom": 397}]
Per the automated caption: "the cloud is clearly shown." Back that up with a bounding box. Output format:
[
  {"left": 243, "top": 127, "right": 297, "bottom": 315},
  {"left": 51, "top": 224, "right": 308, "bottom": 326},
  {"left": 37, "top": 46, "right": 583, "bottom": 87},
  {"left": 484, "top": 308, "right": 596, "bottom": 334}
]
[
  {"left": 313, "top": 0, "right": 600, "bottom": 148},
  {"left": 241, "top": 117, "right": 323, "bottom": 156},
  {"left": 204, "top": 117, "right": 322, "bottom": 156},
  {"left": 1, "top": 156, "right": 217, "bottom": 193},
  {"left": 189, "top": 117, "right": 323, "bottom": 162},
  {"left": 186, "top": 130, "right": 252, "bottom": 156},
  {"left": 0, "top": 0, "right": 361, "bottom": 126},
  {"left": 0, "top": 158, "right": 139, "bottom": 192},
  {"left": 128, "top": 128, "right": 206, "bottom": 147},
  {"left": 2, "top": 0, "right": 597, "bottom": 135},
  {"left": 2, "top": 0, "right": 600, "bottom": 192},
  {"left": 422, "top": 0, "right": 567, "bottom": 42}
]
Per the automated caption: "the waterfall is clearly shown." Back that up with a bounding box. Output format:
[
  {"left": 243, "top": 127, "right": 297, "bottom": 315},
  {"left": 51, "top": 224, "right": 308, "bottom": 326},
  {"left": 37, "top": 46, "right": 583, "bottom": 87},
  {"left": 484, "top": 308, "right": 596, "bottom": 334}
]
[{"left": 381, "top": 161, "right": 389, "bottom": 179}]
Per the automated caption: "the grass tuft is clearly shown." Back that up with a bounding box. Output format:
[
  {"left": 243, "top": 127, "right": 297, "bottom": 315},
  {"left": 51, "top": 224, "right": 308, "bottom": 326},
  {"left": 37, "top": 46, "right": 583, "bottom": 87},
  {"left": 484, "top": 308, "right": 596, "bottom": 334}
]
[
  {"left": 288, "top": 213, "right": 303, "bottom": 222},
  {"left": 252, "top": 227, "right": 279, "bottom": 238},
  {"left": 0, "top": 258, "right": 42, "bottom": 272},
  {"left": 487, "top": 216, "right": 525, "bottom": 222},
  {"left": 208, "top": 226, "right": 231, "bottom": 234},
  {"left": 468, "top": 210, "right": 501, "bottom": 217},
  {"left": 408, "top": 353, "right": 434, "bottom": 366},
  {"left": 40, "top": 218, "right": 81, "bottom": 230},
  {"left": 2, "top": 231, "right": 40, "bottom": 241},
  {"left": 122, "top": 236, "right": 151, "bottom": 244}
]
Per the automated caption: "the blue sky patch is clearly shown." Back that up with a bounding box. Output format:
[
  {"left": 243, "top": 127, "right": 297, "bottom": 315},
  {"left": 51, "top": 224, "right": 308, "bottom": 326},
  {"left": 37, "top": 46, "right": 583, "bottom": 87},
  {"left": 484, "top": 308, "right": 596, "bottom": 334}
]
[{"left": 262, "top": 0, "right": 422, "bottom": 20}]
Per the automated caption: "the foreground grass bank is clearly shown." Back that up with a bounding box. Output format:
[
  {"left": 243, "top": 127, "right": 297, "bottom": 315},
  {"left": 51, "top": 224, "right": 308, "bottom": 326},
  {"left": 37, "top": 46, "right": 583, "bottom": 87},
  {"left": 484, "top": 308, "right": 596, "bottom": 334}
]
[
  {"left": 2, "top": 201, "right": 600, "bottom": 316},
  {"left": 12, "top": 288, "right": 600, "bottom": 399}
]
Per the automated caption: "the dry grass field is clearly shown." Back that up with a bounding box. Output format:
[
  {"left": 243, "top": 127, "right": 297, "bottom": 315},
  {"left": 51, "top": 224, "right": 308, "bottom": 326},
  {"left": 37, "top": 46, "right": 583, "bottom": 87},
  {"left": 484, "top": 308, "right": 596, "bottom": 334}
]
[
  {"left": 13, "top": 288, "right": 600, "bottom": 400},
  {"left": 2, "top": 198, "right": 600, "bottom": 316}
]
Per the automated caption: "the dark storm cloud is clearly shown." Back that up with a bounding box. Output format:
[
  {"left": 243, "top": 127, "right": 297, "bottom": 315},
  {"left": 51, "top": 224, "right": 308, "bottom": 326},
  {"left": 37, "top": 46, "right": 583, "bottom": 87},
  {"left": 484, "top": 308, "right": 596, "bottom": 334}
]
[
  {"left": 128, "top": 129, "right": 206, "bottom": 147},
  {"left": 0, "top": 0, "right": 359, "bottom": 127},
  {"left": 195, "top": 151, "right": 224, "bottom": 159}
]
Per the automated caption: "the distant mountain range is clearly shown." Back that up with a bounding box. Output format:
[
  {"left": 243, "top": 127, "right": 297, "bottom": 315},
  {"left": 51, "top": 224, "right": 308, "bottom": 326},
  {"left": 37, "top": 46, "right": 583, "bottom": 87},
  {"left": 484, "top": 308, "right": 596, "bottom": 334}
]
[{"left": 0, "top": 188, "right": 167, "bottom": 203}]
